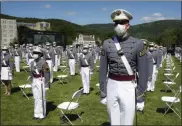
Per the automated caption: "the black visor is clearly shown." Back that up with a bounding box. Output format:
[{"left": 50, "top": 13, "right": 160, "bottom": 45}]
[{"left": 114, "top": 20, "right": 129, "bottom": 26}]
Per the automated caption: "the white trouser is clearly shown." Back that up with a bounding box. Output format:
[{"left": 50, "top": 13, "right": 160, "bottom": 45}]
[
  {"left": 1, "top": 67, "right": 13, "bottom": 80},
  {"left": 69, "top": 59, "right": 75, "bottom": 75},
  {"left": 32, "top": 77, "right": 46, "bottom": 119},
  {"left": 46, "top": 60, "right": 53, "bottom": 83},
  {"left": 53, "top": 55, "right": 58, "bottom": 72},
  {"left": 107, "top": 78, "right": 136, "bottom": 125},
  {"left": 26, "top": 53, "right": 29, "bottom": 65},
  {"left": 136, "top": 102, "right": 144, "bottom": 111},
  {"left": 151, "top": 65, "right": 157, "bottom": 91},
  {"left": 58, "top": 55, "right": 61, "bottom": 66},
  {"left": 81, "top": 67, "right": 90, "bottom": 93},
  {"left": 15, "top": 56, "right": 20, "bottom": 72},
  {"left": 28, "top": 58, "right": 34, "bottom": 68}
]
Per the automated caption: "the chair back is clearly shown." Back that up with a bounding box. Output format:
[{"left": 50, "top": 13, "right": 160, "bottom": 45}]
[
  {"left": 173, "top": 67, "right": 176, "bottom": 71},
  {"left": 72, "top": 88, "right": 83, "bottom": 102},
  {"left": 175, "top": 73, "right": 179, "bottom": 79}
]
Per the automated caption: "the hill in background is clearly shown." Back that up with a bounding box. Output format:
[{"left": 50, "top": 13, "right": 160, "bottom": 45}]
[{"left": 1, "top": 14, "right": 181, "bottom": 46}]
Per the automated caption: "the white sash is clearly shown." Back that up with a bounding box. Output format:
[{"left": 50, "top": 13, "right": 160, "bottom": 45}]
[
  {"left": 2, "top": 55, "right": 7, "bottom": 66},
  {"left": 114, "top": 37, "right": 133, "bottom": 75},
  {"left": 33, "top": 61, "right": 40, "bottom": 74},
  {"left": 82, "top": 54, "right": 88, "bottom": 65},
  {"left": 70, "top": 51, "right": 74, "bottom": 58},
  {"left": 47, "top": 50, "right": 50, "bottom": 58}
]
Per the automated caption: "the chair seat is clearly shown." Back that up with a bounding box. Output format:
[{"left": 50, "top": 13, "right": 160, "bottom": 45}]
[
  {"left": 164, "top": 69, "right": 172, "bottom": 71},
  {"left": 161, "top": 96, "right": 180, "bottom": 103},
  {"left": 60, "top": 66, "right": 67, "bottom": 68},
  {"left": 22, "top": 66, "right": 29, "bottom": 68},
  {"left": 57, "top": 102, "right": 79, "bottom": 110},
  {"left": 19, "top": 84, "right": 32, "bottom": 88},
  {"left": 57, "top": 75, "right": 68, "bottom": 78},
  {"left": 163, "top": 81, "right": 176, "bottom": 85},
  {"left": 96, "top": 83, "right": 100, "bottom": 87},
  {"left": 164, "top": 73, "right": 174, "bottom": 76}
]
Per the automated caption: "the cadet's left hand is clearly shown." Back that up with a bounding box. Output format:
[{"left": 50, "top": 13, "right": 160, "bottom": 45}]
[{"left": 100, "top": 97, "right": 107, "bottom": 105}]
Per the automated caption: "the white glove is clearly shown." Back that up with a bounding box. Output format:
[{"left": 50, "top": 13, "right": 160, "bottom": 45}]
[{"left": 100, "top": 97, "right": 107, "bottom": 105}]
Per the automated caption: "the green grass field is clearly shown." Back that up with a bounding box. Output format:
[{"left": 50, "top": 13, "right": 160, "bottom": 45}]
[{"left": 1, "top": 57, "right": 181, "bottom": 125}]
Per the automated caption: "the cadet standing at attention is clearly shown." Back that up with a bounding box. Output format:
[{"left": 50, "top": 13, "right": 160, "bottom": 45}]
[
  {"left": 28, "top": 44, "right": 34, "bottom": 68},
  {"left": 14, "top": 44, "right": 22, "bottom": 72},
  {"left": 1, "top": 46, "right": 14, "bottom": 96},
  {"left": 67, "top": 45, "right": 76, "bottom": 76},
  {"left": 78, "top": 45, "right": 93, "bottom": 95},
  {"left": 136, "top": 39, "right": 149, "bottom": 113},
  {"left": 99, "top": 9, "right": 147, "bottom": 125},
  {"left": 88, "top": 45, "right": 95, "bottom": 75},
  {"left": 43, "top": 42, "right": 54, "bottom": 84},
  {"left": 52, "top": 42, "right": 58, "bottom": 72},
  {"left": 30, "top": 47, "right": 50, "bottom": 120}
]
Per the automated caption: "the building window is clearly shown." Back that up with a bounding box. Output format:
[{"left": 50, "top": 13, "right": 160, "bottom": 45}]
[
  {"left": 46, "top": 23, "right": 49, "bottom": 28},
  {"left": 3, "top": 34, "right": 7, "bottom": 37},
  {"left": 40, "top": 23, "right": 44, "bottom": 28},
  {"left": 3, "top": 39, "right": 7, "bottom": 42}
]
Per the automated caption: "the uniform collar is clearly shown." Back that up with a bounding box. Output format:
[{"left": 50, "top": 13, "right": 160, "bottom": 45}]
[{"left": 112, "top": 32, "right": 130, "bottom": 42}]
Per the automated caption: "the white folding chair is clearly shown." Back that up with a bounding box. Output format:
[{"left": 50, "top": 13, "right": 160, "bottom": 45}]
[
  {"left": 96, "top": 66, "right": 100, "bottom": 71},
  {"left": 19, "top": 76, "right": 32, "bottom": 100},
  {"left": 22, "top": 65, "right": 30, "bottom": 73},
  {"left": 57, "top": 70, "right": 69, "bottom": 84},
  {"left": 161, "top": 86, "right": 181, "bottom": 119},
  {"left": 57, "top": 88, "right": 84, "bottom": 125},
  {"left": 163, "top": 73, "right": 179, "bottom": 94},
  {"left": 59, "top": 65, "right": 68, "bottom": 72}
]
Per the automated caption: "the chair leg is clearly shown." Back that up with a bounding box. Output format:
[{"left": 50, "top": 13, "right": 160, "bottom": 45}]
[
  {"left": 20, "top": 88, "right": 29, "bottom": 100},
  {"left": 74, "top": 111, "right": 82, "bottom": 122},
  {"left": 61, "top": 110, "right": 73, "bottom": 125}
]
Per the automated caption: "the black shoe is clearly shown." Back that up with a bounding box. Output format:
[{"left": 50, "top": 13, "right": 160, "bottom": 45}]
[{"left": 33, "top": 117, "right": 39, "bottom": 120}]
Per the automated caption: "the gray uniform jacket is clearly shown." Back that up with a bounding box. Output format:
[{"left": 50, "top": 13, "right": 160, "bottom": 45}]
[
  {"left": 155, "top": 49, "right": 161, "bottom": 69},
  {"left": 30, "top": 59, "right": 50, "bottom": 83},
  {"left": 14, "top": 48, "right": 22, "bottom": 57},
  {"left": 78, "top": 53, "right": 93, "bottom": 71},
  {"left": 89, "top": 49, "right": 95, "bottom": 72},
  {"left": 147, "top": 51, "right": 153, "bottom": 81},
  {"left": 67, "top": 49, "right": 76, "bottom": 59},
  {"left": 1, "top": 53, "right": 14, "bottom": 71},
  {"left": 43, "top": 49, "right": 55, "bottom": 66},
  {"left": 28, "top": 50, "right": 34, "bottom": 59},
  {"left": 99, "top": 35, "right": 148, "bottom": 98}
]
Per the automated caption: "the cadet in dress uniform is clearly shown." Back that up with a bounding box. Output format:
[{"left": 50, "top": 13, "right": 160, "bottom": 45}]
[
  {"left": 99, "top": 9, "right": 147, "bottom": 125},
  {"left": 147, "top": 43, "right": 158, "bottom": 92},
  {"left": 147, "top": 43, "right": 154, "bottom": 92},
  {"left": 28, "top": 44, "right": 34, "bottom": 68},
  {"left": 56, "top": 45, "right": 62, "bottom": 67},
  {"left": 30, "top": 47, "right": 50, "bottom": 120},
  {"left": 88, "top": 45, "right": 95, "bottom": 75},
  {"left": 78, "top": 45, "right": 93, "bottom": 95},
  {"left": 14, "top": 44, "right": 22, "bottom": 72},
  {"left": 52, "top": 42, "right": 58, "bottom": 72},
  {"left": 154, "top": 44, "right": 160, "bottom": 81},
  {"left": 25, "top": 44, "right": 30, "bottom": 65},
  {"left": 67, "top": 45, "right": 76, "bottom": 75},
  {"left": 1, "top": 47, "right": 13, "bottom": 95},
  {"left": 136, "top": 39, "right": 149, "bottom": 112},
  {"left": 43, "top": 42, "right": 54, "bottom": 84}
]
